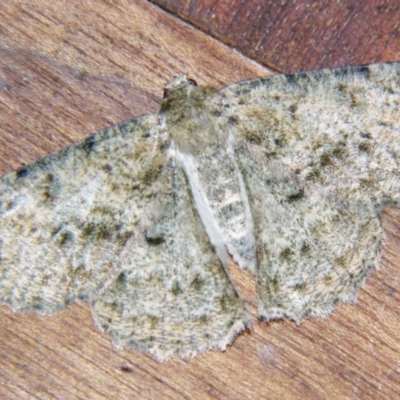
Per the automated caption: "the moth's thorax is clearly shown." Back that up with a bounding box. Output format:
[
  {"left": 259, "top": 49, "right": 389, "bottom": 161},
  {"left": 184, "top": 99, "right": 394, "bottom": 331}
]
[
  {"left": 159, "top": 75, "right": 222, "bottom": 155},
  {"left": 160, "top": 77, "right": 256, "bottom": 271}
]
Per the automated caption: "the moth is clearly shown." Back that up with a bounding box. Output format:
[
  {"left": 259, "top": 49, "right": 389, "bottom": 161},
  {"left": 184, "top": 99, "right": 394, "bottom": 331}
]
[{"left": 1, "top": 63, "right": 400, "bottom": 360}]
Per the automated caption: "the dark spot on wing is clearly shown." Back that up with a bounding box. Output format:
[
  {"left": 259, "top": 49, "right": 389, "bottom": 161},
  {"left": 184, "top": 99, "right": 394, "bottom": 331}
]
[
  {"left": 301, "top": 243, "right": 310, "bottom": 254},
  {"left": 360, "top": 131, "right": 372, "bottom": 139},
  {"left": 358, "top": 141, "right": 371, "bottom": 152},
  {"left": 287, "top": 189, "right": 304, "bottom": 202},
  {"left": 191, "top": 275, "right": 204, "bottom": 291},
  {"left": 102, "top": 164, "right": 113, "bottom": 173},
  {"left": 356, "top": 65, "right": 371, "bottom": 78},
  {"left": 349, "top": 92, "right": 358, "bottom": 107},
  {"left": 228, "top": 115, "right": 239, "bottom": 125},
  {"left": 247, "top": 79, "right": 261, "bottom": 89},
  {"left": 210, "top": 109, "right": 222, "bottom": 117},
  {"left": 16, "top": 166, "right": 29, "bottom": 179},
  {"left": 82, "top": 136, "right": 97, "bottom": 153},
  {"left": 81, "top": 221, "right": 115, "bottom": 240},
  {"left": 145, "top": 224, "right": 166, "bottom": 245},
  {"left": 320, "top": 153, "right": 331, "bottom": 166},
  {"left": 285, "top": 74, "right": 297, "bottom": 84},
  {"left": 115, "top": 272, "right": 127, "bottom": 289},
  {"left": 31, "top": 303, "right": 44, "bottom": 311},
  {"left": 293, "top": 283, "right": 307, "bottom": 293},
  {"left": 274, "top": 137, "right": 286, "bottom": 147},
  {"left": 170, "top": 281, "right": 183, "bottom": 296},
  {"left": 280, "top": 248, "right": 294, "bottom": 260},
  {"left": 57, "top": 231, "right": 74, "bottom": 246}
]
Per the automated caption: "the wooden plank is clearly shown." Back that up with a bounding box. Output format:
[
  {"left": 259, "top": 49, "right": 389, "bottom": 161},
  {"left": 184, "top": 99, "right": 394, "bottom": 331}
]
[
  {"left": 0, "top": 1, "right": 400, "bottom": 399},
  {"left": 155, "top": 0, "right": 400, "bottom": 73}
]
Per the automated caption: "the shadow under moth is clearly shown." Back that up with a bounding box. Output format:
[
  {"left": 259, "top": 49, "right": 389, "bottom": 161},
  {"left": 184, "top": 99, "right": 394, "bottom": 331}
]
[{"left": 1, "top": 63, "right": 400, "bottom": 360}]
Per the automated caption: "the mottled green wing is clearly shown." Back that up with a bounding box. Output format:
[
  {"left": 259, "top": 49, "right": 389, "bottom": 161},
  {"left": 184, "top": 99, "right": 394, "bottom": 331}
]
[
  {"left": 0, "top": 115, "right": 167, "bottom": 311},
  {"left": 220, "top": 62, "right": 400, "bottom": 321},
  {"left": 0, "top": 113, "right": 248, "bottom": 359},
  {"left": 93, "top": 160, "right": 248, "bottom": 360}
]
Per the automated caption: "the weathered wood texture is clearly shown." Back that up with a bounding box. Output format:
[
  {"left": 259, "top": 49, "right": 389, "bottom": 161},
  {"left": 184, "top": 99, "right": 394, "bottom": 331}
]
[
  {"left": 155, "top": 0, "right": 400, "bottom": 73},
  {"left": 0, "top": 1, "right": 400, "bottom": 399}
]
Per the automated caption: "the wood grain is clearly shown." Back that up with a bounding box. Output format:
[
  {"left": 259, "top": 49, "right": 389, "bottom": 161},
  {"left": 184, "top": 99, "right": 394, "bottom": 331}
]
[
  {"left": 155, "top": 0, "right": 400, "bottom": 73},
  {"left": 1, "top": 1, "right": 400, "bottom": 399}
]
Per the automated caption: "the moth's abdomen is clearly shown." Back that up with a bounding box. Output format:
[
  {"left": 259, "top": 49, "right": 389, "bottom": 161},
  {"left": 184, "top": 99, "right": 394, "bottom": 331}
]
[
  {"left": 208, "top": 169, "right": 255, "bottom": 270},
  {"left": 178, "top": 146, "right": 256, "bottom": 272}
]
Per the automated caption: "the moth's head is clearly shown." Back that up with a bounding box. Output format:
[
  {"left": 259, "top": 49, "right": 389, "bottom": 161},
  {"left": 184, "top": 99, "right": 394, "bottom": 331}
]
[
  {"left": 159, "top": 75, "right": 217, "bottom": 114},
  {"left": 162, "top": 75, "right": 198, "bottom": 100}
]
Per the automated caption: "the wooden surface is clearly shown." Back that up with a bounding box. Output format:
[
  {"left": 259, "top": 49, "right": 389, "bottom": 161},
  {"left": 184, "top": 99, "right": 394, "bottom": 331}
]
[
  {"left": 0, "top": 1, "right": 400, "bottom": 399},
  {"left": 155, "top": 0, "right": 400, "bottom": 73}
]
